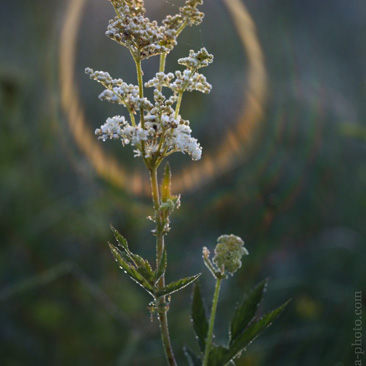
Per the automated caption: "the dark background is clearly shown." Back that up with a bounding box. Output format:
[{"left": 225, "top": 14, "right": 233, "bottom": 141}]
[{"left": 1, "top": 0, "right": 365, "bottom": 365}]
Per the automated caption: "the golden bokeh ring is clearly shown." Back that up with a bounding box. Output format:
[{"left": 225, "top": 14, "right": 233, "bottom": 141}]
[{"left": 59, "top": 0, "right": 267, "bottom": 196}]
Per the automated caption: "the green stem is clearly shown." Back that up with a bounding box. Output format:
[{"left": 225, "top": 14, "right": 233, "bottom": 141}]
[
  {"left": 149, "top": 166, "right": 177, "bottom": 366},
  {"left": 111, "top": 2, "right": 121, "bottom": 18},
  {"left": 135, "top": 52, "right": 145, "bottom": 128},
  {"left": 174, "top": 67, "right": 198, "bottom": 118},
  {"left": 203, "top": 277, "right": 222, "bottom": 366},
  {"left": 128, "top": 110, "right": 136, "bottom": 127},
  {"left": 176, "top": 20, "right": 188, "bottom": 38},
  {"left": 159, "top": 53, "right": 167, "bottom": 74},
  {"left": 174, "top": 92, "right": 183, "bottom": 119},
  {"left": 132, "top": 50, "right": 148, "bottom": 160},
  {"left": 149, "top": 167, "right": 163, "bottom": 263}
]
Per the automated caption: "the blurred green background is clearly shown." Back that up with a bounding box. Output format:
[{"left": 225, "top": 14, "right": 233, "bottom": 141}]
[{"left": 1, "top": 0, "right": 365, "bottom": 365}]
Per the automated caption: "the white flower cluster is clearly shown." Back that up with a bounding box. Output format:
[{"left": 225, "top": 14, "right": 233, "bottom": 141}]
[
  {"left": 95, "top": 115, "right": 126, "bottom": 141},
  {"left": 142, "top": 90, "right": 202, "bottom": 160},
  {"left": 145, "top": 48, "right": 213, "bottom": 95},
  {"left": 95, "top": 116, "right": 150, "bottom": 146},
  {"left": 85, "top": 68, "right": 112, "bottom": 84},
  {"left": 179, "top": 0, "right": 204, "bottom": 26},
  {"left": 106, "top": 0, "right": 204, "bottom": 59},
  {"left": 85, "top": 67, "right": 153, "bottom": 113},
  {"left": 178, "top": 48, "right": 214, "bottom": 69},
  {"left": 94, "top": 89, "right": 201, "bottom": 160},
  {"left": 173, "top": 70, "right": 212, "bottom": 94},
  {"left": 106, "top": 14, "right": 177, "bottom": 59},
  {"left": 144, "top": 72, "right": 175, "bottom": 90},
  {"left": 144, "top": 90, "right": 178, "bottom": 132},
  {"left": 145, "top": 70, "right": 211, "bottom": 95},
  {"left": 165, "top": 122, "right": 202, "bottom": 161},
  {"left": 87, "top": 2, "right": 212, "bottom": 163}
]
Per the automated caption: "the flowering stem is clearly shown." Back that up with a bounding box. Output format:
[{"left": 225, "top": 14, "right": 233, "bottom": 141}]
[
  {"left": 128, "top": 110, "right": 136, "bottom": 127},
  {"left": 176, "top": 19, "right": 188, "bottom": 37},
  {"left": 174, "top": 68, "right": 197, "bottom": 118},
  {"left": 149, "top": 166, "right": 164, "bottom": 265},
  {"left": 111, "top": 2, "right": 121, "bottom": 19},
  {"left": 149, "top": 166, "right": 177, "bottom": 366},
  {"left": 202, "top": 276, "right": 223, "bottom": 366},
  {"left": 133, "top": 50, "right": 147, "bottom": 158},
  {"left": 159, "top": 53, "right": 167, "bottom": 74},
  {"left": 135, "top": 52, "right": 145, "bottom": 127},
  {"left": 175, "top": 92, "right": 183, "bottom": 119}
]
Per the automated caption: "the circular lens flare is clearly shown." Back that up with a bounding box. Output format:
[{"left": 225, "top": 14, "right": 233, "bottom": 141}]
[{"left": 59, "top": 0, "right": 267, "bottom": 196}]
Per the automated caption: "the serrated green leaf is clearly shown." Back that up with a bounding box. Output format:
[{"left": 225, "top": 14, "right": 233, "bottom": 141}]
[
  {"left": 136, "top": 264, "right": 154, "bottom": 286},
  {"left": 208, "top": 344, "right": 229, "bottom": 366},
  {"left": 155, "top": 274, "right": 201, "bottom": 298},
  {"left": 223, "top": 300, "right": 290, "bottom": 365},
  {"left": 155, "top": 249, "right": 167, "bottom": 285},
  {"left": 161, "top": 162, "right": 172, "bottom": 202},
  {"left": 183, "top": 346, "right": 201, "bottom": 366},
  {"left": 111, "top": 225, "right": 129, "bottom": 252},
  {"left": 110, "top": 227, "right": 154, "bottom": 285},
  {"left": 132, "top": 253, "right": 154, "bottom": 283},
  {"left": 229, "top": 279, "right": 267, "bottom": 345},
  {"left": 109, "top": 243, "right": 155, "bottom": 297},
  {"left": 130, "top": 253, "right": 147, "bottom": 267},
  {"left": 191, "top": 282, "right": 209, "bottom": 352},
  {"left": 110, "top": 226, "right": 138, "bottom": 266}
]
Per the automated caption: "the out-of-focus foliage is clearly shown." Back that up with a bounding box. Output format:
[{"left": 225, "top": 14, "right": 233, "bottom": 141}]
[{"left": 1, "top": 0, "right": 365, "bottom": 365}]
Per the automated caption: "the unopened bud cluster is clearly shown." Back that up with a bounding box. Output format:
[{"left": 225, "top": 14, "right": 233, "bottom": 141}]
[
  {"left": 213, "top": 235, "right": 248, "bottom": 275},
  {"left": 106, "top": 0, "right": 204, "bottom": 59},
  {"left": 203, "top": 235, "right": 248, "bottom": 277}
]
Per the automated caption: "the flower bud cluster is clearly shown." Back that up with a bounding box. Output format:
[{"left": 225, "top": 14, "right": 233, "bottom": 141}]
[
  {"left": 165, "top": 122, "right": 202, "bottom": 161},
  {"left": 85, "top": 68, "right": 112, "bottom": 84},
  {"left": 179, "top": 0, "right": 204, "bottom": 26},
  {"left": 105, "top": 0, "right": 204, "bottom": 60},
  {"left": 174, "top": 70, "right": 212, "bottom": 94},
  {"left": 144, "top": 72, "right": 175, "bottom": 90},
  {"left": 159, "top": 195, "right": 181, "bottom": 233},
  {"left": 106, "top": 13, "right": 177, "bottom": 59},
  {"left": 178, "top": 48, "right": 214, "bottom": 69},
  {"left": 95, "top": 115, "right": 127, "bottom": 141},
  {"left": 144, "top": 90, "right": 177, "bottom": 132},
  {"left": 145, "top": 48, "right": 213, "bottom": 95},
  {"left": 86, "top": 67, "right": 153, "bottom": 113},
  {"left": 213, "top": 235, "right": 248, "bottom": 275},
  {"left": 145, "top": 70, "right": 211, "bottom": 95},
  {"left": 111, "top": 0, "right": 145, "bottom": 17},
  {"left": 95, "top": 116, "right": 150, "bottom": 147}
]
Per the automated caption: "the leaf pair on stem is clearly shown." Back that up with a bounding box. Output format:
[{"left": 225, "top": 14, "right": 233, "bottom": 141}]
[
  {"left": 185, "top": 280, "right": 290, "bottom": 366},
  {"left": 109, "top": 226, "right": 200, "bottom": 302}
]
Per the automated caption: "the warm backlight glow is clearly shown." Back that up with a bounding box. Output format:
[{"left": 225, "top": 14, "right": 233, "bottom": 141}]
[{"left": 59, "top": 0, "right": 267, "bottom": 196}]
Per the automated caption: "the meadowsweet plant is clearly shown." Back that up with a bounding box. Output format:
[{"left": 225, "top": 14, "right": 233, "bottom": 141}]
[{"left": 86, "top": 1, "right": 289, "bottom": 365}]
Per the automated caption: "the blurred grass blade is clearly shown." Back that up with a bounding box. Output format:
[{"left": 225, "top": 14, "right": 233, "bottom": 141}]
[
  {"left": 183, "top": 346, "right": 201, "bottom": 366},
  {"left": 192, "top": 282, "right": 209, "bottom": 352}
]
